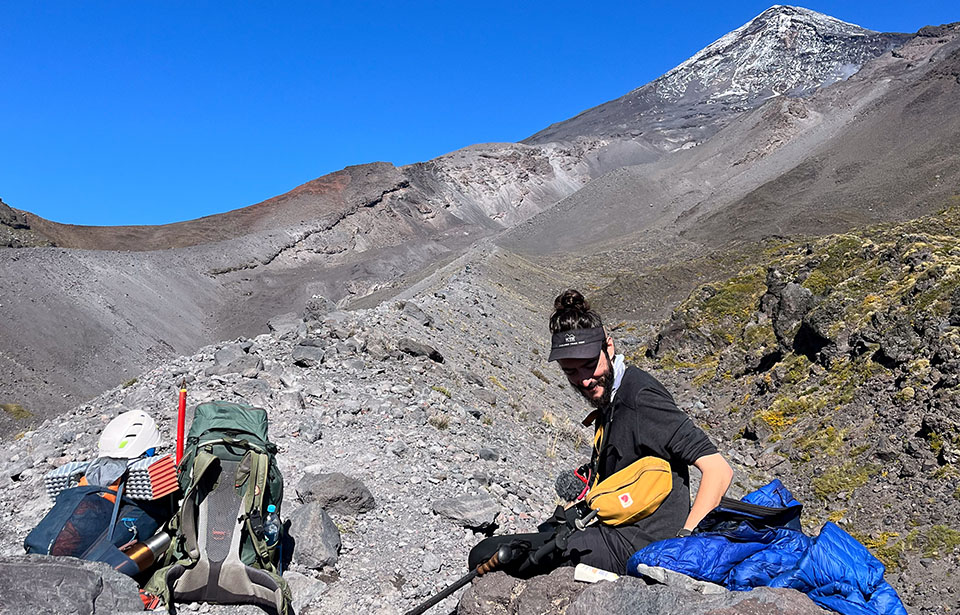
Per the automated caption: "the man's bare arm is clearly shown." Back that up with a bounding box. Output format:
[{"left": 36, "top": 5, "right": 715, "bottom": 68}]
[{"left": 683, "top": 453, "right": 734, "bottom": 531}]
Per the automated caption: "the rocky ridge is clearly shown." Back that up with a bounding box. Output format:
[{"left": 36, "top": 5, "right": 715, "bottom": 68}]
[
  {"left": 0, "top": 199, "right": 51, "bottom": 248},
  {"left": 0, "top": 136, "right": 635, "bottom": 429}
]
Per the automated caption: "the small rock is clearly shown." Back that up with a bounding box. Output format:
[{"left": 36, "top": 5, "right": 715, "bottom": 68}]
[
  {"left": 299, "top": 419, "right": 323, "bottom": 443},
  {"left": 459, "top": 568, "right": 585, "bottom": 615},
  {"left": 634, "top": 563, "right": 726, "bottom": 594},
  {"left": 343, "top": 358, "right": 366, "bottom": 371},
  {"left": 267, "top": 312, "right": 307, "bottom": 339},
  {"left": 478, "top": 448, "right": 499, "bottom": 462},
  {"left": 475, "top": 389, "right": 497, "bottom": 406},
  {"left": 240, "top": 356, "right": 264, "bottom": 378},
  {"left": 0, "top": 555, "right": 143, "bottom": 614},
  {"left": 214, "top": 343, "right": 246, "bottom": 366},
  {"left": 400, "top": 301, "right": 434, "bottom": 327},
  {"left": 293, "top": 342, "right": 326, "bottom": 368},
  {"left": 296, "top": 471, "right": 376, "bottom": 514},
  {"left": 283, "top": 570, "right": 327, "bottom": 612},
  {"left": 278, "top": 388, "right": 305, "bottom": 412},
  {"left": 397, "top": 338, "right": 444, "bottom": 363},
  {"left": 462, "top": 371, "right": 485, "bottom": 386},
  {"left": 206, "top": 344, "right": 263, "bottom": 376},
  {"left": 433, "top": 494, "right": 499, "bottom": 530},
  {"left": 472, "top": 472, "right": 491, "bottom": 486},
  {"left": 422, "top": 551, "right": 442, "bottom": 573},
  {"left": 302, "top": 296, "right": 336, "bottom": 323}
]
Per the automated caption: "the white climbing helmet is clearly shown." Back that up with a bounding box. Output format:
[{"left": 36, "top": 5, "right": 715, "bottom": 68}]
[{"left": 98, "top": 410, "right": 162, "bottom": 458}]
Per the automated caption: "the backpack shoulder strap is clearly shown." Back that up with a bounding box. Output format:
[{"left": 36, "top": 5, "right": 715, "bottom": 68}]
[
  {"left": 588, "top": 425, "right": 605, "bottom": 490},
  {"left": 238, "top": 449, "right": 273, "bottom": 569},
  {"left": 105, "top": 479, "right": 126, "bottom": 546}
]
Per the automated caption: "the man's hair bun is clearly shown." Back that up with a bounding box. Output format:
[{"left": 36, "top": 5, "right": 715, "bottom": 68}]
[
  {"left": 550, "top": 288, "right": 603, "bottom": 334},
  {"left": 555, "top": 289, "right": 589, "bottom": 313}
]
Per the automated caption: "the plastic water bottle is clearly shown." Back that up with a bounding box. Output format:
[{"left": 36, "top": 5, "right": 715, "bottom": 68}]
[
  {"left": 263, "top": 504, "right": 281, "bottom": 547},
  {"left": 263, "top": 504, "right": 283, "bottom": 573}
]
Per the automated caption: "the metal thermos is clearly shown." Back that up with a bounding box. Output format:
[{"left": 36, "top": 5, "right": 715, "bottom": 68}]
[{"left": 121, "top": 531, "right": 172, "bottom": 573}]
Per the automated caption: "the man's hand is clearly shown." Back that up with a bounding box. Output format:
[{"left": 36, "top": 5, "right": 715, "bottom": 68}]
[{"left": 683, "top": 453, "right": 733, "bottom": 531}]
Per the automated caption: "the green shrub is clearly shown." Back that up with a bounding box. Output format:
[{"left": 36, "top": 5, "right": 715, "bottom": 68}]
[
  {"left": 428, "top": 414, "right": 450, "bottom": 430},
  {"left": 531, "top": 369, "right": 551, "bottom": 384},
  {"left": 430, "top": 385, "right": 452, "bottom": 399}
]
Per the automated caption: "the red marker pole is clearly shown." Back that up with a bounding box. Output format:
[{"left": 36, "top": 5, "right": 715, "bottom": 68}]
[{"left": 176, "top": 378, "right": 187, "bottom": 466}]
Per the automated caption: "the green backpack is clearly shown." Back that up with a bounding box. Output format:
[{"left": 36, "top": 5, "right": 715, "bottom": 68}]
[{"left": 146, "top": 401, "right": 291, "bottom": 614}]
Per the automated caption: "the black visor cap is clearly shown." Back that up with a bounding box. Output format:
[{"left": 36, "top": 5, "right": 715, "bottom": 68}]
[{"left": 548, "top": 327, "right": 606, "bottom": 362}]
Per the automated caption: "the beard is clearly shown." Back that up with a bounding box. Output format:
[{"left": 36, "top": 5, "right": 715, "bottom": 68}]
[{"left": 574, "top": 363, "right": 614, "bottom": 409}]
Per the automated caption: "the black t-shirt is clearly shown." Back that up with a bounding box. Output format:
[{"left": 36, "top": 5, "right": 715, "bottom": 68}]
[{"left": 593, "top": 366, "right": 718, "bottom": 548}]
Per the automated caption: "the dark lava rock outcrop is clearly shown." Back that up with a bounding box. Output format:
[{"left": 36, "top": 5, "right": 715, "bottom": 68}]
[{"left": 640, "top": 208, "right": 960, "bottom": 612}]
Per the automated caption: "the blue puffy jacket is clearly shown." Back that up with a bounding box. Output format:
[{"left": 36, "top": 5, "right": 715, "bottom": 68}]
[{"left": 627, "top": 480, "right": 906, "bottom": 615}]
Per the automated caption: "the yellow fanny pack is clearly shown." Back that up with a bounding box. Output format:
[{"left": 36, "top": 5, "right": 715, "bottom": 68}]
[{"left": 585, "top": 426, "right": 673, "bottom": 525}]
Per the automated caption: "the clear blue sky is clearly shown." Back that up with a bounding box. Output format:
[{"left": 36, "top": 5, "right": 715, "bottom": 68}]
[{"left": 1, "top": 1, "right": 956, "bottom": 226}]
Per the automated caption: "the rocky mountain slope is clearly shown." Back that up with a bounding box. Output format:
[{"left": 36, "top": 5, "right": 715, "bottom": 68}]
[
  {"left": 6, "top": 6, "right": 950, "bottom": 432},
  {"left": 0, "top": 147, "right": 598, "bottom": 428},
  {"left": 4, "top": 207, "right": 957, "bottom": 613},
  {"left": 682, "top": 24, "right": 960, "bottom": 246},
  {"left": 504, "top": 19, "right": 960, "bottom": 256},
  {"left": 0, "top": 247, "right": 607, "bottom": 614},
  {"left": 0, "top": 199, "right": 51, "bottom": 248}
]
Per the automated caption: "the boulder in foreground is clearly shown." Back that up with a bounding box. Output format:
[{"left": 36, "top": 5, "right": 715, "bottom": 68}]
[
  {"left": 0, "top": 555, "right": 143, "bottom": 615},
  {"left": 459, "top": 567, "right": 830, "bottom": 615}
]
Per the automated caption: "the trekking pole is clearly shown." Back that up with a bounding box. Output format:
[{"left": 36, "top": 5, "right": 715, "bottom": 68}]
[
  {"left": 527, "top": 509, "right": 598, "bottom": 566},
  {"left": 403, "top": 510, "right": 597, "bottom": 615},
  {"left": 176, "top": 378, "right": 186, "bottom": 465},
  {"left": 403, "top": 542, "right": 527, "bottom": 615}
]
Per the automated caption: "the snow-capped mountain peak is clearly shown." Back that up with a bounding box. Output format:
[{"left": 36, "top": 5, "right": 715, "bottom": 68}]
[
  {"left": 525, "top": 5, "right": 910, "bottom": 145},
  {"left": 654, "top": 5, "right": 884, "bottom": 104}
]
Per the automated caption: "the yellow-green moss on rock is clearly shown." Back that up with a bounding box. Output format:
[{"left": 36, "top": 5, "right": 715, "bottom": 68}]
[
  {"left": 812, "top": 461, "right": 879, "bottom": 500},
  {"left": 757, "top": 395, "right": 824, "bottom": 434}
]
